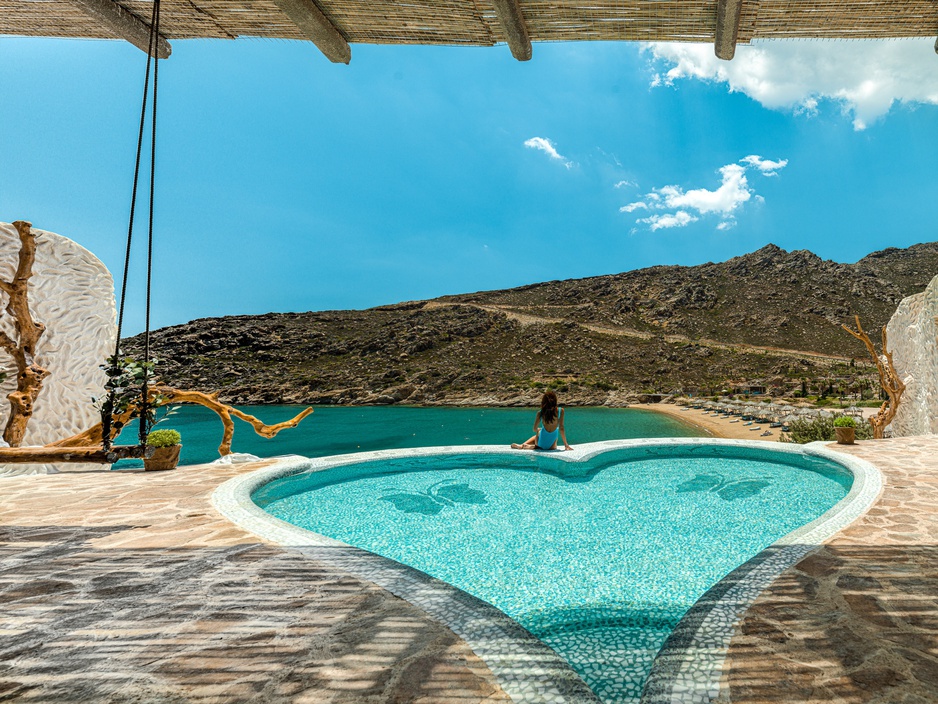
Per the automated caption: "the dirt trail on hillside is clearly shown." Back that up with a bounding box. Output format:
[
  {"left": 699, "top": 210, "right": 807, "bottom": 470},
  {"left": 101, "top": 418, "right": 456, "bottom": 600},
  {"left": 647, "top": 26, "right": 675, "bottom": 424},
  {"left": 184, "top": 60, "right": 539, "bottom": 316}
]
[{"left": 424, "top": 301, "right": 855, "bottom": 364}]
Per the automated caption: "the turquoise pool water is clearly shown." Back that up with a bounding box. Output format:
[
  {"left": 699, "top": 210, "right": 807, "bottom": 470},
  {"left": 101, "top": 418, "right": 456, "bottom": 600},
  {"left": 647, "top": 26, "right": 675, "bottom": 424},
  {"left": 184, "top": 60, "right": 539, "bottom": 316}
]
[
  {"left": 257, "top": 445, "right": 852, "bottom": 703},
  {"left": 115, "top": 404, "right": 703, "bottom": 467}
]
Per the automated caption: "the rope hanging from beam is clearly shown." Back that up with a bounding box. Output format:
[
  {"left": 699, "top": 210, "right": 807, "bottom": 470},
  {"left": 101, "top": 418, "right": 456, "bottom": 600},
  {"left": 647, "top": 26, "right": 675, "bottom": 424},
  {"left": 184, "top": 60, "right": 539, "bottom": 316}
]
[{"left": 102, "top": 0, "right": 162, "bottom": 454}]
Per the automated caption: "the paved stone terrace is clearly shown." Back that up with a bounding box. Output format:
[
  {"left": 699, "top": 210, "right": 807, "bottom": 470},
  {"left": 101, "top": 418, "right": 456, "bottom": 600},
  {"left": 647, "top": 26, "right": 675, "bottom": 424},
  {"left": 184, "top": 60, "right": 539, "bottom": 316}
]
[
  {"left": 3, "top": 438, "right": 938, "bottom": 703},
  {"left": 0, "top": 461, "right": 508, "bottom": 703},
  {"left": 721, "top": 436, "right": 938, "bottom": 704}
]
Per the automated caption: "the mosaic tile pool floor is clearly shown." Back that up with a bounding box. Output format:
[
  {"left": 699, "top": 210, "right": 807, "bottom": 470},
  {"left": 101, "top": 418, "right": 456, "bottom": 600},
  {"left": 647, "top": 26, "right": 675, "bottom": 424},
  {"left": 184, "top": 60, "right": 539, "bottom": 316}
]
[{"left": 259, "top": 447, "right": 851, "bottom": 702}]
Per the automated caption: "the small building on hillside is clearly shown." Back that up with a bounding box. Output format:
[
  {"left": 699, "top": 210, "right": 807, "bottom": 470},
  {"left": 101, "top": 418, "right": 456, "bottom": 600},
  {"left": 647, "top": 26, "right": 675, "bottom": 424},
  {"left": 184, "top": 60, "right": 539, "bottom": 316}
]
[{"left": 731, "top": 383, "right": 767, "bottom": 396}]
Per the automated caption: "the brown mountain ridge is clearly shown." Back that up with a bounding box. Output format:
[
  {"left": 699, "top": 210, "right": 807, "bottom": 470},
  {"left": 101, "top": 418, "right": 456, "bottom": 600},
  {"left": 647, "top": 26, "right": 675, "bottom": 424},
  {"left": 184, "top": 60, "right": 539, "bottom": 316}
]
[{"left": 124, "top": 241, "right": 938, "bottom": 406}]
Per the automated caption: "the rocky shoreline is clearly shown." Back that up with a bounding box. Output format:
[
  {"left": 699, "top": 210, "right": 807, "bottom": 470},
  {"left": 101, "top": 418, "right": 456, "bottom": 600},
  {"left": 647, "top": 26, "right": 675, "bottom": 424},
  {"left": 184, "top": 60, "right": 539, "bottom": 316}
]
[{"left": 267, "top": 387, "right": 644, "bottom": 408}]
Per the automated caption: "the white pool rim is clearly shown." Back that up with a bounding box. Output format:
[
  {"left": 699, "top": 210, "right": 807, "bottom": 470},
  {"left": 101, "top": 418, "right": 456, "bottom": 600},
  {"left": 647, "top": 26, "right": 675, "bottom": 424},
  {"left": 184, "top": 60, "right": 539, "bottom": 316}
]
[{"left": 212, "top": 438, "right": 882, "bottom": 704}]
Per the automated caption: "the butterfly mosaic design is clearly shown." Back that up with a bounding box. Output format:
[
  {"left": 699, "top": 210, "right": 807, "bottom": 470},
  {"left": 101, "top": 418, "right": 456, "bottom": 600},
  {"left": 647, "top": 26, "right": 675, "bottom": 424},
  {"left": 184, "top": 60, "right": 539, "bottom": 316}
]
[
  {"left": 381, "top": 479, "right": 488, "bottom": 515},
  {"left": 676, "top": 473, "right": 771, "bottom": 501}
]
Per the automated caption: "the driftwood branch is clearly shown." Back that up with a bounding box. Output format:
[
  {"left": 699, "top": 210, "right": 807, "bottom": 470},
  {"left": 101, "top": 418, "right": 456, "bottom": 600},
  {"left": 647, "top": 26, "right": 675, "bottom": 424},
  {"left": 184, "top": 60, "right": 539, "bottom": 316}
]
[
  {"left": 156, "top": 386, "right": 314, "bottom": 456},
  {"left": 0, "top": 444, "right": 152, "bottom": 464},
  {"left": 842, "top": 315, "right": 905, "bottom": 439},
  {"left": 1, "top": 221, "right": 50, "bottom": 447},
  {"left": 49, "top": 384, "right": 313, "bottom": 458}
]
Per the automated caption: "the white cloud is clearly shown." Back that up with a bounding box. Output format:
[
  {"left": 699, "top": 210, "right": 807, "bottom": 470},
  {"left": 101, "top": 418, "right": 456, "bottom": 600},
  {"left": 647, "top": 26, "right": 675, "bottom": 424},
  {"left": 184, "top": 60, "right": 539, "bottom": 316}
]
[
  {"left": 524, "top": 137, "right": 573, "bottom": 167},
  {"left": 741, "top": 154, "right": 788, "bottom": 176},
  {"left": 644, "top": 38, "right": 938, "bottom": 130},
  {"left": 622, "top": 156, "right": 785, "bottom": 231},
  {"left": 619, "top": 201, "right": 648, "bottom": 213},
  {"left": 657, "top": 163, "right": 751, "bottom": 215},
  {"left": 614, "top": 180, "right": 637, "bottom": 189},
  {"left": 638, "top": 211, "right": 698, "bottom": 230}
]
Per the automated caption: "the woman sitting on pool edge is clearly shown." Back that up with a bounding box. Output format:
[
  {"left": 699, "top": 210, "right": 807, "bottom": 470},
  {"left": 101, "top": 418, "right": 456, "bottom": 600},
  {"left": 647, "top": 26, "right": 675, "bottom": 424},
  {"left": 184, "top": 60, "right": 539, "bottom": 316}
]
[{"left": 511, "top": 390, "right": 572, "bottom": 451}]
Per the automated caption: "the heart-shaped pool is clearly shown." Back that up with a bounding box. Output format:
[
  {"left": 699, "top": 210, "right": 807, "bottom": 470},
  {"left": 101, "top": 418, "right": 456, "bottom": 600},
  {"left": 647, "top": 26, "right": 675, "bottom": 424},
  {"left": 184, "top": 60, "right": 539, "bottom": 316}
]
[{"left": 250, "top": 443, "right": 854, "bottom": 703}]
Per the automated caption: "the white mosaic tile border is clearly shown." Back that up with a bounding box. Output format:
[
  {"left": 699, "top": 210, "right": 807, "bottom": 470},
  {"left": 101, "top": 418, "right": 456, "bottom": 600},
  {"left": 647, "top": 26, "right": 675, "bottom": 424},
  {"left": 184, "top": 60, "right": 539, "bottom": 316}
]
[
  {"left": 212, "top": 439, "right": 882, "bottom": 704},
  {"left": 640, "top": 441, "right": 883, "bottom": 704}
]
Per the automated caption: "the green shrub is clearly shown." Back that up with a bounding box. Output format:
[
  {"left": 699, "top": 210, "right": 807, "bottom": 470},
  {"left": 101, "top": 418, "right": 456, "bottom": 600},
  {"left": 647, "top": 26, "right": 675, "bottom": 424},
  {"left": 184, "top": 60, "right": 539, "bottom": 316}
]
[
  {"left": 147, "top": 429, "right": 181, "bottom": 447},
  {"left": 94, "top": 354, "right": 166, "bottom": 433},
  {"left": 833, "top": 416, "right": 857, "bottom": 428},
  {"left": 782, "top": 416, "right": 872, "bottom": 444}
]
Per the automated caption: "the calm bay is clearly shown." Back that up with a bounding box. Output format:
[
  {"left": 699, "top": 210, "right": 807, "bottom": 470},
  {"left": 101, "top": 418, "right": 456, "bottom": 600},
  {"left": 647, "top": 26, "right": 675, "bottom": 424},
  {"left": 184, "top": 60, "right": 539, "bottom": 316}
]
[{"left": 117, "top": 405, "right": 706, "bottom": 467}]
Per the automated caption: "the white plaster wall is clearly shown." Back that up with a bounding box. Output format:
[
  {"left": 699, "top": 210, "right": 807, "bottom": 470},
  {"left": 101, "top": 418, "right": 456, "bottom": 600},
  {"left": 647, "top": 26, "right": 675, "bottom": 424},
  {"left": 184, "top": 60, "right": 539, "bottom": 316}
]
[
  {"left": 0, "top": 222, "right": 116, "bottom": 475},
  {"left": 886, "top": 274, "right": 938, "bottom": 437}
]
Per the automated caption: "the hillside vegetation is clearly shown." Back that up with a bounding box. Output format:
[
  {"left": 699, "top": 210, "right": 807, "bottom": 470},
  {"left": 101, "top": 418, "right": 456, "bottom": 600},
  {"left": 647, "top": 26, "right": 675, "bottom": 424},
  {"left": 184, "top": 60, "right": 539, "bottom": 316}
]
[{"left": 124, "top": 242, "right": 938, "bottom": 406}]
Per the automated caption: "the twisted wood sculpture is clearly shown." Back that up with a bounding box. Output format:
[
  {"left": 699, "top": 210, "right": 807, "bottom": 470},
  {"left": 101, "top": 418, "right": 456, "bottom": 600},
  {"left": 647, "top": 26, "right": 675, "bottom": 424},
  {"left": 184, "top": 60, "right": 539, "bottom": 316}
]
[
  {"left": 842, "top": 315, "right": 905, "bottom": 439},
  {"left": 49, "top": 387, "right": 313, "bottom": 457},
  {"left": 0, "top": 221, "right": 49, "bottom": 447}
]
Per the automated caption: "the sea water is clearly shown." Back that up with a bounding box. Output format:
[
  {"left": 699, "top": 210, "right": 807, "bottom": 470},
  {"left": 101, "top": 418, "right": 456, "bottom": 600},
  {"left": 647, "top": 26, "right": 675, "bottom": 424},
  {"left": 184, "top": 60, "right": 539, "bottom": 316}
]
[{"left": 115, "top": 405, "right": 704, "bottom": 466}]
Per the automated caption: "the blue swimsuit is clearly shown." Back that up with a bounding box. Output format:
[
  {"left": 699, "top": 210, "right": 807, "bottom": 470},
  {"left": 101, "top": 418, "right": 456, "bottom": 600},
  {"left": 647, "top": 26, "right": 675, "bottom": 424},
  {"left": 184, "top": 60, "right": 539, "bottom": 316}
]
[{"left": 536, "top": 408, "right": 563, "bottom": 449}]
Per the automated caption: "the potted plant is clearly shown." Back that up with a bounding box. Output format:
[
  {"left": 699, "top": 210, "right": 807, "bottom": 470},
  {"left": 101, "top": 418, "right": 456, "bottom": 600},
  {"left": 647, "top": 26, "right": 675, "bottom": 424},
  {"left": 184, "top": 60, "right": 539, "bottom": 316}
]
[
  {"left": 833, "top": 416, "right": 857, "bottom": 445},
  {"left": 144, "top": 429, "right": 182, "bottom": 471}
]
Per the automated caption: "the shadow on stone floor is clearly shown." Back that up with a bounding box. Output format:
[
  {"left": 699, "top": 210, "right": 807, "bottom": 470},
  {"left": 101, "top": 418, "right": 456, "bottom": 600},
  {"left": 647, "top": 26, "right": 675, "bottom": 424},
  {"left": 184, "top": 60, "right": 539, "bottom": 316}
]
[
  {"left": 0, "top": 524, "right": 507, "bottom": 703},
  {"left": 725, "top": 544, "right": 938, "bottom": 703}
]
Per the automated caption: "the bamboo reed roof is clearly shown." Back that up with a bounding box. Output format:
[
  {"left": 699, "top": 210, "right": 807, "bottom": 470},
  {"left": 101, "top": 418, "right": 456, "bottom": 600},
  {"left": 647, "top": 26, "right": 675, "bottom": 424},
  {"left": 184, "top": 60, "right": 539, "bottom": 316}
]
[{"left": 3, "top": 0, "right": 937, "bottom": 53}]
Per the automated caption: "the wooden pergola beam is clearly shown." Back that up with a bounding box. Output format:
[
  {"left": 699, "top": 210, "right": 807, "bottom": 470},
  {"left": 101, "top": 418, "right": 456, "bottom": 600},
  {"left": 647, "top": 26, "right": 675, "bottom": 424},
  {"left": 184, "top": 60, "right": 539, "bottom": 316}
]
[
  {"left": 714, "top": 0, "right": 743, "bottom": 60},
  {"left": 270, "top": 0, "right": 351, "bottom": 64},
  {"left": 73, "top": 0, "right": 171, "bottom": 59},
  {"left": 493, "top": 0, "right": 532, "bottom": 61}
]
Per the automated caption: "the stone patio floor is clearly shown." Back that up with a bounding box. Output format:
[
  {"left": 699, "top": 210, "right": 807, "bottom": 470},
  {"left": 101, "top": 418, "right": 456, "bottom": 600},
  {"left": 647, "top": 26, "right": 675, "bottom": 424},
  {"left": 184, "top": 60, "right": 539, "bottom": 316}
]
[
  {"left": 0, "top": 460, "right": 508, "bottom": 703},
  {"left": 1, "top": 437, "right": 937, "bottom": 703},
  {"left": 722, "top": 436, "right": 938, "bottom": 704}
]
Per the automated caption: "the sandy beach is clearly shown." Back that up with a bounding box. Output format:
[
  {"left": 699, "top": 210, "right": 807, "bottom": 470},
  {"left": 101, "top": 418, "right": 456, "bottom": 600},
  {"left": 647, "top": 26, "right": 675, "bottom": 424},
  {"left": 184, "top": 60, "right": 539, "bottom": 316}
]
[{"left": 633, "top": 402, "right": 782, "bottom": 442}]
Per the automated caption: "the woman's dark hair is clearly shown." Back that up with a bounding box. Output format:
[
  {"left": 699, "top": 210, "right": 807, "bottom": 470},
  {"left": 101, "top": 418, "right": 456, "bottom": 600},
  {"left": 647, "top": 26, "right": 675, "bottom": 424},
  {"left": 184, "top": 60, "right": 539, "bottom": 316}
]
[{"left": 541, "top": 390, "right": 558, "bottom": 423}]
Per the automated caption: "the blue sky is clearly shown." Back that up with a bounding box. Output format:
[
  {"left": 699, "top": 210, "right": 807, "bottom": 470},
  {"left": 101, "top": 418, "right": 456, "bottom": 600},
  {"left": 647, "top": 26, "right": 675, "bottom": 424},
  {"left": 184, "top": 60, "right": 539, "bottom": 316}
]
[{"left": 2, "top": 35, "right": 937, "bottom": 333}]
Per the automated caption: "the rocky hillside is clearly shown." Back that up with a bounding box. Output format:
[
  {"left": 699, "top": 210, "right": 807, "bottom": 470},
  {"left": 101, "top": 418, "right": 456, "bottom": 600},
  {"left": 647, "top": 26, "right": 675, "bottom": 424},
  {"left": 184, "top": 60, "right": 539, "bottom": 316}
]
[{"left": 124, "top": 242, "right": 938, "bottom": 406}]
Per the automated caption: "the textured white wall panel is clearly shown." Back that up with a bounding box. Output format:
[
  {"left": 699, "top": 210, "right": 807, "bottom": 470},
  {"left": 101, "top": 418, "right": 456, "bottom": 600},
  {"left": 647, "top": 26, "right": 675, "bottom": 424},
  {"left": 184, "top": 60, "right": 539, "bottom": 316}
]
[{"left": 0, "top": 222, "right": 116, "bottom": 475}]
